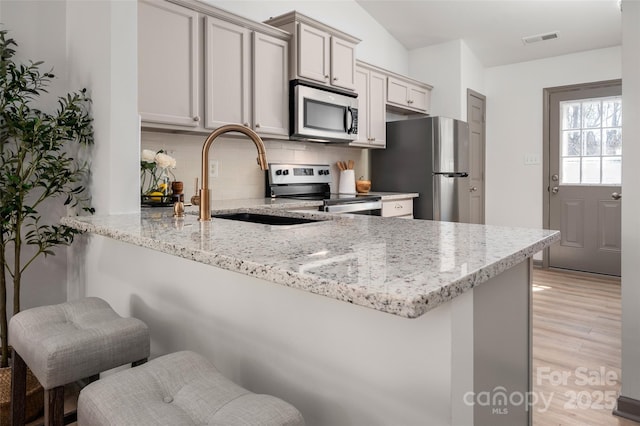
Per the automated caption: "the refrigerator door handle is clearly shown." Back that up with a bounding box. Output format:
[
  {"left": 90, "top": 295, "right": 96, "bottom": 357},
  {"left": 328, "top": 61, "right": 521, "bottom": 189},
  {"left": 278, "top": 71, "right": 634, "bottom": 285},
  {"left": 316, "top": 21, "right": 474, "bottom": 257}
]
[{"left": 434, "top": 172, "right": 469, "bottom": 178}]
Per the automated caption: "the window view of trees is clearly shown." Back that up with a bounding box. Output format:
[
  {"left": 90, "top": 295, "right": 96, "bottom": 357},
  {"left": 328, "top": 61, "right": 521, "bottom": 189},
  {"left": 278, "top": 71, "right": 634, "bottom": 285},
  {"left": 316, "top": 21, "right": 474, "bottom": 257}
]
[{"left": 560, "top": 96, "right": 622, "bottom": 185}]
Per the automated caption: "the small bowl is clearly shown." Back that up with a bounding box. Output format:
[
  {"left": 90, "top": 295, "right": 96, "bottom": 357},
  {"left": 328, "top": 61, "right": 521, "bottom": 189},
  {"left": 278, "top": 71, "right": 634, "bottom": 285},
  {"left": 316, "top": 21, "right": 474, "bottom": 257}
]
[{"left": 356, "top": 180, "right": 371, "bottom": 194}]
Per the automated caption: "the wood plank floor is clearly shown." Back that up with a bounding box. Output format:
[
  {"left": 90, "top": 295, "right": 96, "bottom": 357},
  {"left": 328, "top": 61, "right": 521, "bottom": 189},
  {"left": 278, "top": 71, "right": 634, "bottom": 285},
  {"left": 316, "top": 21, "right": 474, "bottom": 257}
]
[{"left": 532, "top": 268, "right": 637, "bottom": 425}]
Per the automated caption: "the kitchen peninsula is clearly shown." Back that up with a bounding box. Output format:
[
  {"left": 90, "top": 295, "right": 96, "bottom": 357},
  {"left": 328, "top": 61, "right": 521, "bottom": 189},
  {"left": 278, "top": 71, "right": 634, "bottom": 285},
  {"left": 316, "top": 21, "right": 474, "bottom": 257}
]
[{"left": 62, "top": 201, "right": 559, "bottom": 426}]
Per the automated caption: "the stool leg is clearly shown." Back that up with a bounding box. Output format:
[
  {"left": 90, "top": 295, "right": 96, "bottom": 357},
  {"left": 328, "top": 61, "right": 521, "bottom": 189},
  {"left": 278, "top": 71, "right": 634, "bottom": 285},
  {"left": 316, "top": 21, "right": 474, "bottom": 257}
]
[
  {"left": 10, "top": 349, "right": 27, "bottom": 426},
  {"left": 45, "top": 386, "right": 64, "bottom": 426},
  {"left": 132, "top": 357, "right": 147, "bottom": 367}
]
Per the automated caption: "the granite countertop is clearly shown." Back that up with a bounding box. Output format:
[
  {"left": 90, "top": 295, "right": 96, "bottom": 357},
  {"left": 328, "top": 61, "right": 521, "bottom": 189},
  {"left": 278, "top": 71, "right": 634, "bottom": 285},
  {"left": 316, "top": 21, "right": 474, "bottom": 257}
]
[{"left": 62, "top": 198, "right": 559, "bottom": 319}]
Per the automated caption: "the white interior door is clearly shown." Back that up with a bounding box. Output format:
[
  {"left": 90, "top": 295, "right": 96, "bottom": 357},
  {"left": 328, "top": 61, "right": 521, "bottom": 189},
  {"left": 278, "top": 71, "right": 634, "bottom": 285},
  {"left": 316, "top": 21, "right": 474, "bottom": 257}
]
[{"left": 547, "top": 82, "right": 622, "bottom": 276}]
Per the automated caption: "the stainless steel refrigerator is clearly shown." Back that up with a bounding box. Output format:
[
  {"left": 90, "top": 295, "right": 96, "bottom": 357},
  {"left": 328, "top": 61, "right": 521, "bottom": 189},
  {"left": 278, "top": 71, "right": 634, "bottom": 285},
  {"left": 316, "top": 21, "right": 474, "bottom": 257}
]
[{"left": 371, "top": 116, "right": 470, "bottom": 222}]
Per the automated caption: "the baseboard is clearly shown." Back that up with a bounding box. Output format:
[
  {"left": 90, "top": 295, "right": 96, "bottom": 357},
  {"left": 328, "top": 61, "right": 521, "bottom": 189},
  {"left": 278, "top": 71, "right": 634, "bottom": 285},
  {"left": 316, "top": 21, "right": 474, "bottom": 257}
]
[{"left": 614, "top": 395, "right": 640, "bottom": 422}]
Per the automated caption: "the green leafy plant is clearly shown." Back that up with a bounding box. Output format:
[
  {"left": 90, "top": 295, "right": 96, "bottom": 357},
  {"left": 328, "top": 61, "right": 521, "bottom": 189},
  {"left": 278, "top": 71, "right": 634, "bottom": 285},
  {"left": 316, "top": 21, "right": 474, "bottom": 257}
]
[{"left": 0, "top": 30, "right": 94, "bottom": 368}]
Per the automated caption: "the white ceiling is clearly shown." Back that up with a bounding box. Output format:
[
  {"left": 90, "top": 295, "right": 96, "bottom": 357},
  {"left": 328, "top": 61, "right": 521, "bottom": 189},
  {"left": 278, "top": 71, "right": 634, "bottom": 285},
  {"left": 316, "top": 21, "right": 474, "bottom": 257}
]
[{"left": 354, "top": 0, "right": 622, "bottom": 67}]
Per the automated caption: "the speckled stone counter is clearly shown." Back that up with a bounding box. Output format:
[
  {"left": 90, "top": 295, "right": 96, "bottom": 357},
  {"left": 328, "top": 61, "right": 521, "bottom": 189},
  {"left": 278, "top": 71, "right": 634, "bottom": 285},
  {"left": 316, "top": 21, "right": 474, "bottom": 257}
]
[{"left": 62, "top": 199, "right": 559, "bottom": 319}]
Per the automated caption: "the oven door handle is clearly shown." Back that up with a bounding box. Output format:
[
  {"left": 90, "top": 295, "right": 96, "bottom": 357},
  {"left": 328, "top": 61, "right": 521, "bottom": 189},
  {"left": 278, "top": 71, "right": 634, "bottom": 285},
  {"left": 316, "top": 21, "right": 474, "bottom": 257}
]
[{"left": 324, "top": 200, "right": 382, "bottom": 214}]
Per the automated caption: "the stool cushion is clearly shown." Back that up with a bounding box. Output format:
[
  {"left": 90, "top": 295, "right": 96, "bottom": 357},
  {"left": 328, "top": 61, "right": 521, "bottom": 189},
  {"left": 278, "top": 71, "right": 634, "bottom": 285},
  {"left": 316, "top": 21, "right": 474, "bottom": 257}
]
[
  {"left": 77, "top": 351, "right": 305, "bottom": 426},
  {"left": 9, "top": 297, "right": 150, "bottom": 389}
]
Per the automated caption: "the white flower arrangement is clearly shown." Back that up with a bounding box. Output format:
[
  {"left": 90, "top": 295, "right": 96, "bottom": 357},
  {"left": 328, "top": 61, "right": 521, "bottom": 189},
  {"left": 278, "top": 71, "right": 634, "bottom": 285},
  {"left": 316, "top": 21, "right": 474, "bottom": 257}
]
[{"left": 140, "top": 149, "right": 177, "bottom": 196}]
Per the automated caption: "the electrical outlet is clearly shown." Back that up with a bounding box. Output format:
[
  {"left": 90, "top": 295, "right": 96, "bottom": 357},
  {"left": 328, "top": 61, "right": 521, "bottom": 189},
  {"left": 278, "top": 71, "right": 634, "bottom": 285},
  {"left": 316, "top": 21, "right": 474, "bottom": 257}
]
[{"left": 209, "top": 159, "right": 219, "bottom": 179}]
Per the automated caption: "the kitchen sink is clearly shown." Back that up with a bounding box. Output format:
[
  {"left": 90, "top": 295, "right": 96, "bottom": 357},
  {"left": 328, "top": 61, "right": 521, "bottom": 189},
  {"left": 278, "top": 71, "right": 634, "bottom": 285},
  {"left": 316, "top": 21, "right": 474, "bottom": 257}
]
[{"left": 212, "top": 212, "right": 322, "bottom": 226}]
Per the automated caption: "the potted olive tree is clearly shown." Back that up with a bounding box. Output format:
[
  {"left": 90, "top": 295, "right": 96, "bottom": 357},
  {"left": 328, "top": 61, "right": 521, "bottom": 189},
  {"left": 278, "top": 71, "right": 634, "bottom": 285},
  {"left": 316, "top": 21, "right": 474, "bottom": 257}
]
[{"left": 0, "top": 29, "right": 94, "bottom": 420}]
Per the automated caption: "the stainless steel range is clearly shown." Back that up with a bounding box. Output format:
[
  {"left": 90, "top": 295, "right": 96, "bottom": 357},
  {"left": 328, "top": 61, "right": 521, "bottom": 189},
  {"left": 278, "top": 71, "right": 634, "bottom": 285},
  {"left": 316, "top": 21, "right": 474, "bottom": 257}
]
[{"left": 266, "top": 163, "right": 382, "bottom": 215}]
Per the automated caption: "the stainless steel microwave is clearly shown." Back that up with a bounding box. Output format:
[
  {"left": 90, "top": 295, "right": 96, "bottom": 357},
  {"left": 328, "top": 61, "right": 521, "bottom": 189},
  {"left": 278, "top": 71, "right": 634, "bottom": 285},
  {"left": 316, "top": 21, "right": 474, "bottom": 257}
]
[{"left": 290, "top": 80, "right": 358, "bottom": 143}]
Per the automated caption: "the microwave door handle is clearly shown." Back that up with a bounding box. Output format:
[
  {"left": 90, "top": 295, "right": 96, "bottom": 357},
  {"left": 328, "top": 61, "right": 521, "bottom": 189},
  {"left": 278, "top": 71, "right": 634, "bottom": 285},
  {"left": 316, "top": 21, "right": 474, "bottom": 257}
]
[{"left": 346, "top": 107, "right": 353, "bottom": 132}]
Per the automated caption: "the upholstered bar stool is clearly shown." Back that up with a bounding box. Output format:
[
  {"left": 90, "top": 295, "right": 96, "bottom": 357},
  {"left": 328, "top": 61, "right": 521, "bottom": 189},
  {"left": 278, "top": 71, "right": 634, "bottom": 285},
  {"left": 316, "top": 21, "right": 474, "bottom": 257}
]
[
  {"left": 9, "top": 297, "right": 150, "bottom": 426},
  {"left": 78, "top": 351, "right": 305, "bottom": 426}
]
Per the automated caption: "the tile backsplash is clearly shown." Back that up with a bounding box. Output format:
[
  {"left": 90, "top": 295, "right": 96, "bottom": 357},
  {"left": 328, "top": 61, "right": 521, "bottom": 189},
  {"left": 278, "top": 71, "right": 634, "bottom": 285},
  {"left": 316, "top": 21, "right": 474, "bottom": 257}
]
[{"left": 142, "top": 131, "right": 370, "bottom": 200}]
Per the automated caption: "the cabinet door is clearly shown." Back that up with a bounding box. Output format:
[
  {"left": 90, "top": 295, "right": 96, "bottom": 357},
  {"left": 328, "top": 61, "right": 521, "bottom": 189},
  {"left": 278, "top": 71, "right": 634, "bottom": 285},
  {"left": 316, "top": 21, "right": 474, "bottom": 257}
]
[
  {"left": 204, "top": 16, "right": 251, "bottom": 130},
  {"left": 253, "top": 32, "right": 289, "bottom": 137},
  {"left": 386, "top": 77, "right": 409, "bottom": 108},
  {"left": 330, "top": 36, "right": 356, "bottom": 91},
  {"left": 298, "top": 22, "right": 330, "bottom": 84},
  {"left": 352, "top": 67, "right": 369, "bottom": 145},
  {"left": 409, "top": 85, "right": 429, "bottom": 113},
  {"left": 138, "top": 0, "right": 200, "bottom": 127},
  {"left": 368, "top": 70, "right": 386, "bottom": 147}
]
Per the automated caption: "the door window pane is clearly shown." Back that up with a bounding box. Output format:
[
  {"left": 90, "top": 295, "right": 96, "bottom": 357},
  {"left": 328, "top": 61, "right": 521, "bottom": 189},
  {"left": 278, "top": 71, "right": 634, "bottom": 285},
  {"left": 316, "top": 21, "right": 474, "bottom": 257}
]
[
  {"left": 582, "top": 101, "right": 601, "bottom": 128},
  {"left": 581, "top": 157, "right": 601, "bottom": 183},
  {"left": 562, "top": 103, "right": 581, "bottom": 129},
  {"left": 559, "top": 96, "right": 622, "bottom": 185},
  {"left": 603, "top": 99, "right": 622, "bottom": 127},
  {"left": 604, "top": 128, "right": 622, "bottom": 155},
  {"left": 602, "top": 157, "right": 622, "bottom": 184},
  {"left": 583, "top": 130, "right": 601, "bottom": 156},
  {"left": 562, "top": 131, "right": 581, "bottom": 156},
  {"left": 562, "top": 158, "right": 581, "bottom": 184}
]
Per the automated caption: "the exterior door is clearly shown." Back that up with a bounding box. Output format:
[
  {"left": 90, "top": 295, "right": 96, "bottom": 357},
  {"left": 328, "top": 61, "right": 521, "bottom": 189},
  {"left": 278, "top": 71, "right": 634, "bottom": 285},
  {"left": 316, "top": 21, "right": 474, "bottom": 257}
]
[
  {"left": 467, "top": 89, "right": 486, "bottom": 224},
  {"left": 546, "top": 81, "right": 622, "bottom": 276}
]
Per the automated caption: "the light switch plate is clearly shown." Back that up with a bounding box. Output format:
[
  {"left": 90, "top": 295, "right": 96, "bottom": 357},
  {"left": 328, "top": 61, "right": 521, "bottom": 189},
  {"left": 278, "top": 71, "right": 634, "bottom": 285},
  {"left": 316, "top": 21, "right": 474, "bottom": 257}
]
[
  {"left": 209, "top": 159, "right": 219, "bottom": 179},
  {"left": 524, "top": 154, "right": 540, "bottom": 165}
]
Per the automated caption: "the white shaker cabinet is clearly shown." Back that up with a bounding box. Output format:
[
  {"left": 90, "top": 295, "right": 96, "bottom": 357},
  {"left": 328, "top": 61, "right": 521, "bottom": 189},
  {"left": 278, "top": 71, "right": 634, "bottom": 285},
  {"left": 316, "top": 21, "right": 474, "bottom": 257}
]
[
  {"left": 297, "top": 23, "right": 330, "bottom": 85},
  {"left": 351, "top": 63, "right": 386, "bottom": 148},
  {"left": 266, "top": 11, "right": 359, "bottom": 92},
  {"left": 138, "top": 0, "right": 200, "bottom": 127},
  {"left": 381, "top": 197, "right": 414, "bottom": 219},
  {"left": 330, "top": 36, "right": 357, "bottom": 91},
  {"left": 204, "top": 16, "right": 251, "bottom": 130},
  {"left": 387, "top": 76, "right": 432, "bottom": 114},
  {"left": 252, "top": 32, "right": 289, "bottom": 137},
  {"left": 205, "top": 18, "right": 288, "bottom": 137},
  {"left": 139, "top": 0, "right": 290, "bottom": 138}
]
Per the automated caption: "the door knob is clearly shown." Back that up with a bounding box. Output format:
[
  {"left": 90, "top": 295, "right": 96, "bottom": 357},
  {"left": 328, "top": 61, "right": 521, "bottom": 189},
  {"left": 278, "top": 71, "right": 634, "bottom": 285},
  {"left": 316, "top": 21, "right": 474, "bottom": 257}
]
[
  {"left": 612, "top": 192, "right": 622, "bottom": 200},
  {"left": 551, "top": 174, "right": 559, "bottom": 182},
  {"left": 470, "top": 186, "right": 478, "bottom": 192},
  {"left": 551, "top": 186, "right": 559, "bottom": 194}
]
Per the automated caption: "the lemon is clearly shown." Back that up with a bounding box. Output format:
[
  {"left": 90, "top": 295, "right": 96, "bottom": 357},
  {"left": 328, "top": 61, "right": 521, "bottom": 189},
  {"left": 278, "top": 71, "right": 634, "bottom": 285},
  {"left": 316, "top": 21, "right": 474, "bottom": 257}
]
[{"left": 148, "top": 191, "right": 164, "bottom": 202}]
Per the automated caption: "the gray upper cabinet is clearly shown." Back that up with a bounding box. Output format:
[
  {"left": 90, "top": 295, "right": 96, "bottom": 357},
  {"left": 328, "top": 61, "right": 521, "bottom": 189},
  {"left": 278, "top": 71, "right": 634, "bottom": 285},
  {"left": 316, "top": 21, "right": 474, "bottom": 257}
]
[
  {"left": 387, "top": 75, "right": 432, "bottom": 114},
  {"left": 138, "top": 0, "right": 200, "bottom": 127},
  {"left": 204, "top": 16, "right": 251, "bottom": 130},
  {"left": 351, "top": 62, "right": 386, "bottom": 148},
  {"left": 138, "top": 0, "right": 290, "bottom": 138},
  {"left": 252, "top": 32, "right": 289, "bottom": 137},
  {"left": 265, "top": 11, "right": 360, "bottom": 92}
]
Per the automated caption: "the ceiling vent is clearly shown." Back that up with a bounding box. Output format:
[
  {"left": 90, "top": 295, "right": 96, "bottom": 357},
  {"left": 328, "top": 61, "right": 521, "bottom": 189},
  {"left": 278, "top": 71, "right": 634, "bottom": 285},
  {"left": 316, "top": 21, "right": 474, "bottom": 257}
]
[{"left": 522, "top": 31, "right": 560, "bottom": 45}]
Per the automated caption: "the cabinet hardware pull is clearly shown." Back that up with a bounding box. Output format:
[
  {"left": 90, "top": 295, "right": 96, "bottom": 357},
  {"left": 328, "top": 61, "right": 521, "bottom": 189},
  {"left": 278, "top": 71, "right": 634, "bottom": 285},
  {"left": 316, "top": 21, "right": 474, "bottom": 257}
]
[
  {"left": 243, "top": 122, "right": 249, "bottom": 127},
  {"left": 324, "top": 75, "right": 329, "bottom": 79},
  {"left": 395, "top": 204, "right": 403, "bottom": 209},
  {"left": 255, "top": 123, "right": 261, "bottom": 128},
  {"left": 193, "top": 116, "right": 200, "bottom": 122},
  {"left": 333, "top": 77, "right": 338, "bottom": 81}
]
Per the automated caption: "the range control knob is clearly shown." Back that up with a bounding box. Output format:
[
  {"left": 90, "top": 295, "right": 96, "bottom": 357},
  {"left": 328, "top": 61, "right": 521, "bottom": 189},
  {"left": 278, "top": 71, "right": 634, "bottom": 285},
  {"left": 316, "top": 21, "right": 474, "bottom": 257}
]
[
  {"left": 323, "top": 169, "right": 330, "bottom": 175},
  {"left": 275, "top": 170, "right": 282, "bottom": 176},
  {"left": 283, "top": 169, "right": 289, "bottom": 175}
]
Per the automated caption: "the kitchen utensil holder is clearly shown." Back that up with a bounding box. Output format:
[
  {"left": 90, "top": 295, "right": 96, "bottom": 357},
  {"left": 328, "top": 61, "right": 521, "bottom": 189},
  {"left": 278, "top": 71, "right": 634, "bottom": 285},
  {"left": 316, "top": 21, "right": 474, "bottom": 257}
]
[{"left": 339, "top": 170, "right": 356, "bottom": 194}]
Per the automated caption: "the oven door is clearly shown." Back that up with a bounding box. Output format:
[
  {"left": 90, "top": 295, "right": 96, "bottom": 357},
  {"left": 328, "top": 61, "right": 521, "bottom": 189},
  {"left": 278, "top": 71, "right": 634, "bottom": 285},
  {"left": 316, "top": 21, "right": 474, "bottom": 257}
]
[
  {"left": 324, "top": 200, "right": 382, "bottom": 215},
  {"left": 291, "top": 80, "right": 358, "bottom": 143}
]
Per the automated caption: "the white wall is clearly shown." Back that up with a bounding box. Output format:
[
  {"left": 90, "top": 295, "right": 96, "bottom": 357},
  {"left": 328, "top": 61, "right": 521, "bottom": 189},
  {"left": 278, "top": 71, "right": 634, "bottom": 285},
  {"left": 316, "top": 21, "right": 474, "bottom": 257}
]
[
  {"left": 206, "top": 0, "right": 409, "bottom": 75},
  {"left": 620, "top": 0, "right": 640, "bottom": 402},
  {"left": 408, "top": 39, "right": 484, "bottom": 121},
  {"left": 484, "top": 46, "right": 621, "bottom": 228},
  {"left": 0, "top": 0, "right": 70, "bottom": 314},
  {"left": 409, "top": 40, "right": 463, "bottom": 119},
  {"left": 461, "top": 41, "right": 485, "bottom": 118}
]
